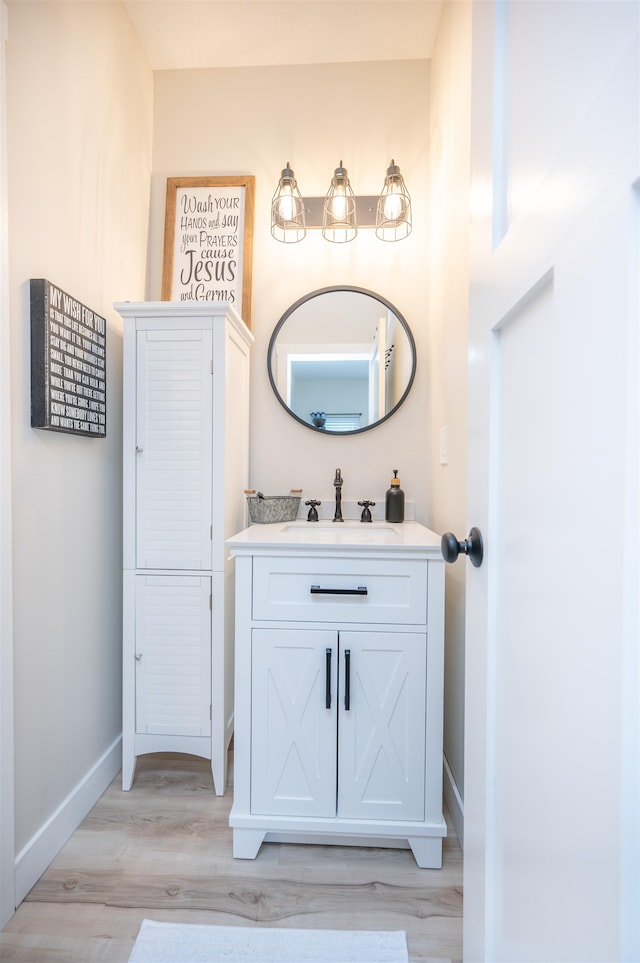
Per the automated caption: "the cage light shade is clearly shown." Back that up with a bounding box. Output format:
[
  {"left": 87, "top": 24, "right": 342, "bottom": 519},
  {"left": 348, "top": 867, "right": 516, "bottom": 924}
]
[
  {"left": 375, "top": 160, "right": 412, "bottom": 241},
  {"left": 271, "top": 163, "right": 306, "bottom": 243},
  {"left": 322, "top": 161, "right": 357, "bottom": 243}
]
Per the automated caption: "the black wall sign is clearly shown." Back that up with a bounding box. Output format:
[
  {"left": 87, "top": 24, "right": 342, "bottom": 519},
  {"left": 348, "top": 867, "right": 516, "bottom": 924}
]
[{"left": 30, "top": 279, "right": 107, "bottom": 437}]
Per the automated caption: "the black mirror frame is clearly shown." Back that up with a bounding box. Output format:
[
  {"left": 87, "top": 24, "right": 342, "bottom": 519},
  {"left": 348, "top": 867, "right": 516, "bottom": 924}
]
[{"left": 267, "top": 286, "right": 417, "bottom": 436}]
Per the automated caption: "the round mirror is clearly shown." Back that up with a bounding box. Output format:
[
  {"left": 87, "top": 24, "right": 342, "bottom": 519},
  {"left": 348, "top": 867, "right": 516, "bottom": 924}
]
[{"left": 267, "top": 287, "right": 416, "bottom": 435}]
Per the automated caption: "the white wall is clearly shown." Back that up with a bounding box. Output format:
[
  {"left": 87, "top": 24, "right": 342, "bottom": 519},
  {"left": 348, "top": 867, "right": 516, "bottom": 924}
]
[
  {"left": 148, "top": 61, "right": 431, "bottom": 518},
  {"left": 5, "top": 0, "right": 153, "bottom": 898},
  {"left": 427, "top": 1, "right": 472, "bottom": 829}
]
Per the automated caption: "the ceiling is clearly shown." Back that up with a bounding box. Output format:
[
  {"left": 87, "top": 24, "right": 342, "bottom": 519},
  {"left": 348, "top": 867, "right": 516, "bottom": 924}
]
[{"left": 122, "top": 1, "right": 444, "bottom": 71}]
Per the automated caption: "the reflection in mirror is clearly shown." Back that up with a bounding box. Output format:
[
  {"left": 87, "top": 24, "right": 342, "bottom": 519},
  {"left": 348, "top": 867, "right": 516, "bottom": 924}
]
[{"left": 268, "top": 287, "right": 416, "bottom": 435}]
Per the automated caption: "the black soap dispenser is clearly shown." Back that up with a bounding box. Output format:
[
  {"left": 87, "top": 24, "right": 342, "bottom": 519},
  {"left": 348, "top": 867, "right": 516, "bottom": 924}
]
[{"left": 385, "top": 469, "right": 405, "bottom": 523}]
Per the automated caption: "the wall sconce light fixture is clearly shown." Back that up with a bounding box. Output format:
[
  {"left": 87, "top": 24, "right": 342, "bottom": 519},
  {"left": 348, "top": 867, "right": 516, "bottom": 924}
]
[
  {"left": 375, "top": 160, "right": 412, "bottom": 242},
  {"left": 271, "top": 159, "right": 412, "bottom": 244},
  {"left": 322, "top": 162, "right": 357, "bottom": 243},
  {"left": 270, "top": 163, "right": 307, "bottom": 243}
]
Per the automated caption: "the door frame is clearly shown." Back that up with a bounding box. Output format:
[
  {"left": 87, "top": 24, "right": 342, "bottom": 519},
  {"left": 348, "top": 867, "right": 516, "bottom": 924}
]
[{"left": 0, "top": 0, "right": 16, "bottom": 929}]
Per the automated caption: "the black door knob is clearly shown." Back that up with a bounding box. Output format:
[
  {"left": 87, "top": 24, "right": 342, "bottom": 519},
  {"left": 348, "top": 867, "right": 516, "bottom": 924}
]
[{"left": 441, "top": 527, "right": 484, "bottom": 567}]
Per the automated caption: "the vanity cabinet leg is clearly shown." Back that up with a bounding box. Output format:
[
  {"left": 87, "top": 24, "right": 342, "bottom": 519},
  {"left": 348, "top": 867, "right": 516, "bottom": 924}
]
[
  {"left": 233, "top": 829, "right": 266, "bottom": 860},
  {"left": 408, "top": 836, "right": 443, "bottom": 869}
]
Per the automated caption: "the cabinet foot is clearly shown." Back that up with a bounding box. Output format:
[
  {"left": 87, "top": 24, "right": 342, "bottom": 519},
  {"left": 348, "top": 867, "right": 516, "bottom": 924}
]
[
  {"left": 211, "top": 753, "right": 226, "bottom": 797},
  {"left": 233, "top": 829, "right": 266, "bottom": 859},
  {"left": 408, "top": 836, "right": 443, "bottom": 869},
  {"left": 122, "top": 753, "right": 136, "bottom": 791}
]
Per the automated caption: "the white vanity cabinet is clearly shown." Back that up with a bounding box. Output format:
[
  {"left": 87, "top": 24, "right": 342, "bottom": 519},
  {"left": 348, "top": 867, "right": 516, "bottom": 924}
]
[
  {"left": 227, "top": 523, "right": 446, "bottom": 868},
  {"left": 117, "top": 301, "right": 253, "bottom": 795},
  {"left": 250, "top": 626, "right": 427, "bottom": 822}
]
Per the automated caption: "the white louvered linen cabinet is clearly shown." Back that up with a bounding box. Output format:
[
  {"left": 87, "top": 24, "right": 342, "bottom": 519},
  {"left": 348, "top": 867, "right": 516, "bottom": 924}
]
[{"left": 116, "top": 301, "right": 253, "bottom": 795}]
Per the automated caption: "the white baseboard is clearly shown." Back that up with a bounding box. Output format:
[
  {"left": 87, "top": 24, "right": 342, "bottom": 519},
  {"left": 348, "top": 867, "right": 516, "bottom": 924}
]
[
  {"left": 14, "top": 734, "right": 122, "bottom": 905},
  {"left": 443, "top": 754, "right": 464, "bottom": 851}
]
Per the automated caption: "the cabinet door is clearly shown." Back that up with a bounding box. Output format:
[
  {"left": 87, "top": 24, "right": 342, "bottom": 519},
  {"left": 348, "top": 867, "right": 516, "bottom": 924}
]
[
  {"left": 251, "top": 628, "right": 337, "bottom": 817},
  {"left": 338, "top": 631, "right": 426, "bottom": 821},
  {"left": 135, "top": 575, "right": 212, "bottom": 737},
  {"left": 135, "top": 328, "right": 213, "bottom": 570}
]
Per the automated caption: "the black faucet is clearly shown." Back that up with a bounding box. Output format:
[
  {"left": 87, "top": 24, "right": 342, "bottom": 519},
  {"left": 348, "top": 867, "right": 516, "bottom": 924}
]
[
  {"left": 358, "top": 499, "right": 375, "bottom": 522},
  {"left": 305, "top": 499, "right": 321, "bottom": 522},
  {"left": 333, "top": 468, "right": 344, "bottom": 522}
]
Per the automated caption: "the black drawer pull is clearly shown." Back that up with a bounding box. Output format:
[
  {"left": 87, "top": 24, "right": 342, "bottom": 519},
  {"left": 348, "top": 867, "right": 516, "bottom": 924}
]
[
  {"left": 310, "top": 585, "right": 368, "bottom": 596},
  {"left": 344, "top": 649, "right": 351, "bottom": 711},
  {"left": 325, "top": 648, "right": 332, "bottom": 709}
]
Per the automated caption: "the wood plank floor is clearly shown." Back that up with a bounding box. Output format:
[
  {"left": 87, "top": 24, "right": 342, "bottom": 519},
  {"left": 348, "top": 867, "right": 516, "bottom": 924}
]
[{"left": 0, "top": 752, "right": 463, "bottom": 962}]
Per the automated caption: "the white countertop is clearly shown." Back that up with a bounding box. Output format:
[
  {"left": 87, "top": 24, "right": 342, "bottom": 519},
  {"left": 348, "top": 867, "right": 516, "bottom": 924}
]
[{"left": 227, "top": 520, "right": 444, "bottom": 559}]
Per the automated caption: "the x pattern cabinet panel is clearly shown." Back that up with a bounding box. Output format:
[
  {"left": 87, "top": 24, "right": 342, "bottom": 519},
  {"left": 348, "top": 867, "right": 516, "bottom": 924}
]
[
  {"left": 338, "top": 631, "right": 426, "bottom": 821},
  {"left": 251, "top": 629, "right": 337, "bottom": 817}
]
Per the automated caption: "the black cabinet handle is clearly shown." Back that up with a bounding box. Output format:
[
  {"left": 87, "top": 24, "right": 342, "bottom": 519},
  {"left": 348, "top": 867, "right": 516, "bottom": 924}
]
[
  {"left": 310, "top": 585, "right": 368, "bottom": 596},
  {"left": 325, "top": 648, "right": 332, "bottom": 709},
  {"left": 344, "top": 649, "right": 351, "bottom": 711}
]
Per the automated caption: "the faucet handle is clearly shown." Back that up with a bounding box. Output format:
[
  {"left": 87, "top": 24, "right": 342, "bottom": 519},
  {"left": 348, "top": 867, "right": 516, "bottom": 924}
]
[
  {"left": 305, "top": 499, "right": 321, "bottom": 522},
  {"left": 358, "top": 500, "right": 375, "bottom": 523}
]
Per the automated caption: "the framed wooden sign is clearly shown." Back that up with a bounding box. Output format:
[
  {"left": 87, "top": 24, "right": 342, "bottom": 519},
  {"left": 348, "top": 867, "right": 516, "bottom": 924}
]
[
  {"left": 161, "top": 175, "right": 255, "bottom": 328},
  {"left": 30, "top": 279, "right": 107, "bottom": 437}
]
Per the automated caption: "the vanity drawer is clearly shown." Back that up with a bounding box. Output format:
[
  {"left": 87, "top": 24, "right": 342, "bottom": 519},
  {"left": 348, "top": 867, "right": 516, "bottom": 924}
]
[{"left": 252, "top": 556, "right": 427, "bottom": 624}]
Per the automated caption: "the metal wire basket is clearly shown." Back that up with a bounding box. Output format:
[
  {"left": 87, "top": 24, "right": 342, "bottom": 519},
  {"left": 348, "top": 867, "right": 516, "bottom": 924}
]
[{"left": 246, "top": 493, "right": 301, "bottom": 524}]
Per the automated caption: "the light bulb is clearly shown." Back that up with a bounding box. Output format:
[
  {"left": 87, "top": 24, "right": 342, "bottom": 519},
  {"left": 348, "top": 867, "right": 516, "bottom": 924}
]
[
  {"left": 328, "top": 188, "right": 348, "bottom": 223},
  {"left": 277, "top": 188, "right": 297, "bottom": 222},
  {"left": 383, "top": 190, "right": 404, "bottom": 222}
]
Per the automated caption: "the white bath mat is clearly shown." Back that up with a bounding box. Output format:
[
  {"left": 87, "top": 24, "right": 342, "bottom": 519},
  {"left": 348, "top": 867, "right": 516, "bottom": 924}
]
[{"left": 129, "top": 919, "right": 409, "bottom": 962}]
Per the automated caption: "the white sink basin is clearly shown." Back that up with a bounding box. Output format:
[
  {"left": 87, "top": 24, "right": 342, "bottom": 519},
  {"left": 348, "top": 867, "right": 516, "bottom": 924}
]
[
  {"left": 282, "top": 522, "right": 395, "bottom": 533},
  {"left": 279, "top": 522, "right": 400, "bottom": 541}
]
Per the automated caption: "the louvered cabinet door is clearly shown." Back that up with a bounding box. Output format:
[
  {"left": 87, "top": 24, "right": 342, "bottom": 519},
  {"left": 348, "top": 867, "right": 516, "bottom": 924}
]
[
  {"left": 135, "top": 328, "right": 213, "bottom": 570},
  {"left": 135, "top": 575, "right": 212, "bottom": 737}
]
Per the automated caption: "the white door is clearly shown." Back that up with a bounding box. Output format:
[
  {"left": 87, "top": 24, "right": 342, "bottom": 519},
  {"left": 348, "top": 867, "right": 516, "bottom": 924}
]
[
  {"left": 368, "top": 315, "right": 386, "bottom": 423},
  {"left": 250, "top": 628, "right": 338, "bottom": 817},
  {"left": 135, "top": 574, "right": 212, "bottom": 738},
  {"left": 135, "top": 327, "right": 213, "bottom": 570},
  {"left": 463, "top": 3, "right": 639, "bottom": 961},
  {"left": 338, "top": 631, "right": 426, "bottom": 821}
]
